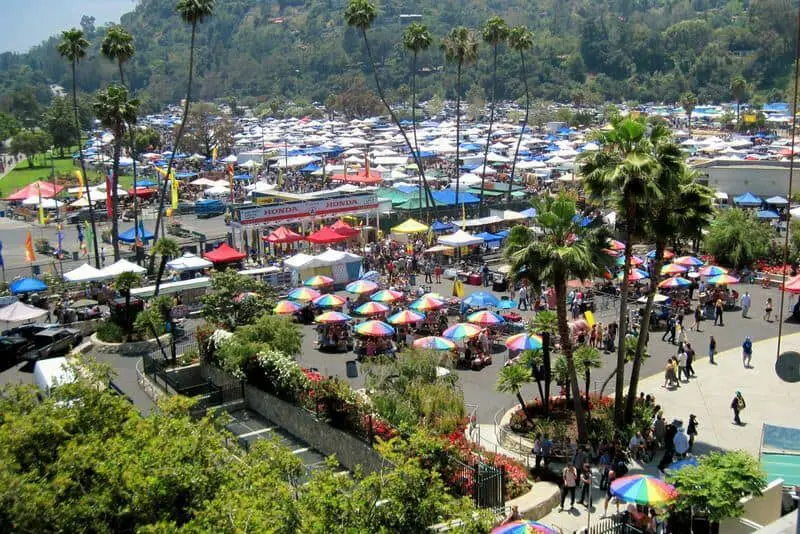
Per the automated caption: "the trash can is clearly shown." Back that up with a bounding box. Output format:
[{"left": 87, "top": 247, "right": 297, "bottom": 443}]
[
  {"left": 32, "top": 265, "right": 41, "bottom": 276},
  {"left": 409, "top": 274, "right": 416, "bottom": 285},
  {"left": 345, "top": 360, "right": 358, "bottom": 378},
  {"left": 72, "top": 251, "right": 79, "bottom": 261}
]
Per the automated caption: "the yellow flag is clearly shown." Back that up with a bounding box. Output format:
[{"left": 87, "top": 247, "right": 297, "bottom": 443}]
[
  {"left": 212, "top": 146, "right": 218, "bottom": 163},
  {"left": 462, "top": 202, "right": 466, "bottom": 226},
  {"left": 37, "top": 183, "right": 46, "bottom": 225},
  {"left": 25, "top": 231, "right": 36, "bottom": 262},
  {"left": 453, "top": 279, "right": 464, "bottom": 298},
  {"left": 170, "top": 170, "right": 179, "bottom": 210},
  {"left": 584, "top": 310, "right": 596, "bottom": 327},
  {"left": 74, "top": 170, "right": 84, "bottom": 198}
]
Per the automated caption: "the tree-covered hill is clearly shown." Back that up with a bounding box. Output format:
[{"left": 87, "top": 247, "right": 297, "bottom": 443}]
[{"left": 0, "top": 0, "right": 795, "bottom": 118}]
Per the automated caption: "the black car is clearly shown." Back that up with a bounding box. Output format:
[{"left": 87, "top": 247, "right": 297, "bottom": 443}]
[
  {"left": 0, "top": 335, "right": 35, "bottom": 363},
  {"left": 2, "top": 323, "right": 59, "bottom": 341},
  {"left": 27, "top": 328, "right": 83, "bottom": 361},
  {"left": 66, "top": 208, "right": 109, "bottom": 224}
]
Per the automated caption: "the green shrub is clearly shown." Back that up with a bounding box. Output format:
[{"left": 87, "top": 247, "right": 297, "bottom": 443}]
[
  {"left": 177, "top": 347, "right": 199, "bottom": 367},
  {"left": 133, "top": 306, "right": 166, "bottom": 339},
  {"left": 96, "top": 321, "right": 125, "bottom": 343},
  {"left": 236, "top": 314, "right": 302, "bottom": 355}
]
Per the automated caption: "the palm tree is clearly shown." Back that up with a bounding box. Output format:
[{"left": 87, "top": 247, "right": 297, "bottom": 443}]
[
  {"left": 402, "top": 23, "right": 436, "bottom": 218},
  {"left": 442, "top": 27, "right": 479, "bottom": 208},
  {"left": 152, "top": 237, "right": 181, "bottom": 298},
  {"left": 94, "top": 85, "right": 139, "bottom": 262},
  {"left": 531, "top": 309, "right": 557, "bottom": 415},
  {"left": 102, "top": 25, "right": 143, "bottom": 258},
  {"left": 504, "top": 194, "right": 611, "bottom": 442},
  {"left": 151, "top": 0, "right": 215, "bottom": 274},
  {"left": 574, "top": 345, "right": 602, "bottom": 415},
  {"left": 624, "top": 163, "right": 713, "bottom": 423},
  {"left": 507, "top": 26, "right": 533, "bottom": 203},
  {"left": 478, "top": 16, "right": 509, "bottom": 215},
  {"left": 345, "top": 0, "right": 435, "bottom": 215},
  {"left": 113, "top": 271, "right": 143, "bottom": 335},
  {"left": 58, "top": 29, "right": 100, "bottom": 268},
  {"left": 730, "top": 76, "right": 748, "bottom": 125},
  {"left": 579, "top": 117, "right": 662, "bottom": 427},
  {"left": 496, "top": 362, "right": 532, "bottom": 418},
  {"left": 681, "top": 92, "right": 696, "bottom": 133}
]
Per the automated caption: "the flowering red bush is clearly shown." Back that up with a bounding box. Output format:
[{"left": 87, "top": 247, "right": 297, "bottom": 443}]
[{"left": 362, "top": 414, "right": 397, "bottom": 442}]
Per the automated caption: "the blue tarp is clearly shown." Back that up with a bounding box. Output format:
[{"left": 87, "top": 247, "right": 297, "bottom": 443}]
[
  {"left": 300, "top": 164, "right": 320, "bottom": 172},
  {"left": 572, "top": 214, "right": 593, "bottom": 227},
  {"left": 10, "top": 278, "right": 47, "bottom": 294},
  {"left": 734, "top": 192, "right": 762, "bottom": 206},
  {"left": 475, "top": 231, "right": 503, "bottom": 242},
  {"left": 757, "top": 210, "right": 780, "bottom": 219},
  {"left": 394, "top": 185, "right": 419, "bottom": 195},
  {"left": 136, "top": 180, "right": 155, "bottom": 187},
  {"left": 175, "top": 172, "right": 198, "bottom": 179},
  {"left": 118, "top": 223, "right": 155, "bottom": 244},
  {"left": 432, "top": 189, "right": 480, "bottom": 205},
  {"left": 431, "top": 220, "right": 455, "bottom": 232},
  {"left": 520, "top": 208, "right": 537, "bottom": 218},
  {"left": 234, "top": 174, "right": 252, "bottom": 181}
]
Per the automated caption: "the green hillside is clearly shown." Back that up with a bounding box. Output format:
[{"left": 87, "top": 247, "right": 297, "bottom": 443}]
[{"left": 0, "top": 0, "right": 794, "bottom": 117}]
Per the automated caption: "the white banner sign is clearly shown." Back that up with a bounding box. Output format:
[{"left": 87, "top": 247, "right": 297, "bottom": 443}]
[{"left": 236, "top": 194, "right": 379, "bottom": 226}]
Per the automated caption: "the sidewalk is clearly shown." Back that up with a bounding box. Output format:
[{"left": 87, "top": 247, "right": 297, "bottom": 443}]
[{"left": 528, "top": 331, "right": 800, "bottom": 533}]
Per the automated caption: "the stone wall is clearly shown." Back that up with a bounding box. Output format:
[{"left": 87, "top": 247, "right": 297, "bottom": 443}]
[
  {"left": 91, "top": 333, "right": 172, "bottom": 356},
  {"left": 243, "top": 383, "right": 387, "bottom": 474}
]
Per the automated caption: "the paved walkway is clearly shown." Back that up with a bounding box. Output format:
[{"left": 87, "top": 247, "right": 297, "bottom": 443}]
[{"left": 531, "top": 331, "right": 800, "bottom": 534}]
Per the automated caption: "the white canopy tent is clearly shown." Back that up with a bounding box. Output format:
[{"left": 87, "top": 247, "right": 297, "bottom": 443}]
[
  {"left": 190, "top": 178, "right": 217, "bottom": 187},
  {"left": 0, "top": 301, "right": 48, "bottom": 325},
  {"left": 166, "top": 253, "right": 213, "bottom": 272},
  {"left": 438, "top": 230, "right": 484, "bottom": 247},
  {"left": 63, "top": 263, "right": 104, "bottom": 283},
  {"left": 98, "top": 259, "right": 147, "bottom": 279},
  {"left": 21, "top": 197, "right": 65, "bottom": 208}
]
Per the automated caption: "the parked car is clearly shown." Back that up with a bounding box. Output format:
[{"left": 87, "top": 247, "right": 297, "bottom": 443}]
[
  {"left": 2, "top": 323, "right": 58, "bottom": 340},
  {"left": 66, "top": 208, "right": 109, "bottom": 224},
  {"left": 194, "top": 199, "right": 226, "bottom": 219},
  {"left": 27, "top": 327, "right": 83, "bottom": 361},
  {"left": 0, "top": 335, "right": 35, "bottom": 363}
]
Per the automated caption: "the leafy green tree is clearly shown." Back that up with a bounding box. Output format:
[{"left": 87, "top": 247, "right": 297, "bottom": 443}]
[
  {"left": 134, "top": 127, "right": 161, "bottom": 153},
  {"left": 113, "top": 271, "right": 143, "bottom": 334},
  {"left": 442, "top": 26, "right": 479, "bottom": 207},
  {"left": 530, "top": 309, "right": 557, "bottom": 414},
  {"left": 151, "top": 237, "right": 181, "bottom": 298},
  {"left": 94, "top": 85, "right": 139, "bottom": 262},
  {"left": 9, "top": 129, "right": 52, "bottom": 167},
  {"left": 42, "top": 97, "right": 77, "bottom": 157},
  {"left": 181, "top": 102, "right": 235, "bottom": 156},
  {"left": 0, "top": 111, "right": 20, "bottom": 142},
  {"left": 152, "top": 0, "right": 216, "bottom": 273},
  {"left": 465, "top": 83, "right": 486, "bottom": 121},
  {"left": 426, "top": 93, "right": 444, "bottom": 117},
  {"left": 667, "top": 451, "right": 766, "bottom": 524},
  {"left": 201, "top": 270, "right": 276, "bottom": 329},
  {"left": 730, "top": 75, "right": 748, "bottom": 125},
  {"left": 681, "top": 92, "right": 697, "bottom": 132},
  {"left": 706, "top": 208, "right": 774, "bottom": 268},
  {"left": 478, "top": 16, "right": 509, "bottom": 214},
  {"left": 496, "top": 362, "right": 533, "bottom": 419},
  {"left": 507, "top": 26, "right": 533, "bottom": 202},
  {"left": 573, "top": 345, "right": 602, "bottom": 414},
  {"left": 58, "top": 28, "right": 99, "bottom": 268},
  {"left": 505, "top": 194, "right": 612, "bottom": 442},
  {"left": 236, "top": 313, "right": 301, "bottom": 355},
  {"left": 579, "top": 118, "right": 663, "bottom": 427}
]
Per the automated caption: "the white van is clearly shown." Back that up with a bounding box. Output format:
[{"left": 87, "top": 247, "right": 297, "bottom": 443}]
[{"left": 33, "top": 357, "right": 76, "bottom": 397}]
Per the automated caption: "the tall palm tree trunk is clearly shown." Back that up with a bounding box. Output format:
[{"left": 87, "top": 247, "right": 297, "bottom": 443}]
[
  {"left": 150, "top": 23, "right": 196, "bottom": 274},
  {"left": 478, "top": 45, "right": 498, "bottom": 216},
  {"left": 541, "top": 331, "right": 551, "bottom": 415},
  {"left": 411, "top": 52, "right": 423, "bottom": 220},
  {"left": 614, "top": 215, "right": 634, "bottom": 426},
  {"left": 111, "top": 126, "right": 122, "bottom": 261},
  {"left": 72, "top": 61, "right": 100, "bottom": 268},
  {"left": 118, "top": 64, "right": 141, "bottom": 262},
  {"left": 455, "top": 60, "right": 462, "bottom": 208},
  {"left": 508, "top": 51, "right": 528, "bottom": 202},
  {"left": 556, "top": 272, "right": 588, "bottom": 442},
  {"left": 360, "top": 31, "right": 436, "bottom": 214},
  {"left": 624, "top": 243, "right": 665, "bottom": 422}
]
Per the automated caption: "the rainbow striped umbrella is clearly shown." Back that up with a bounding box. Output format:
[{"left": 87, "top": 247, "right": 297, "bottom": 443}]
[
  {"left": 607, "top": 239, "right": 626, "bottom": 251},
  {"left": 674, "top": 255, "right": 704, "bottom": 267},
  {"left": 303, "top": 275, "right": 334, "bottom": 288},
  {"left": 274, "top": 300, "right": 301, "bottom": 315},
  {"left": 442, "top": 322, "right": 482, "bottom": 341},
  {"left": 660, "top": 263, "right": 688, "bottom": 275},
  {"left": 312, "top": 293, "right": 346, "bottom": 308},
  {"left": 467, "top": 310, "right": 506, "bottom": 326},
  {"left": 616, "top": 255, "right": 644, "bottom": 267},
  {"left": 617, "top": 268, "right": 649, "bottom": 282},
  {"left": 410, "top": 295, "right": 446, "bottom": 311},
  {"left": 610, "top": 474, "right": 678, "bottom": 506},
  {"left": 288, "top": 287, "right": 321, "bottom": 302},
  {"left": 491, "top": 520, "right": 558, "bottom": 534},
  {"left": 354, "top": 320, "right": 395, "bottom": 337},
  {"left": 345, "top": 279, "right": 379, "bottom": 295},
  {"left": 647, "top": 249, "right": 675, "bottom": 260},
  {"left": 413, "top": 336, "right": 456, "bottom": 351},
  {"left": 371, "top": 289, "right": 404, "bottom": 303},
  {"left": 314, "top": 311, "right": 352, "bottom": 324},
  {"left": 698, "top": 265, "right": 728, "bottom": 277},
  {"left": 658, "top": 276, "right": 691, "bottom": 289},
  {"left": 388, "top": 309, "right": 426, "bottom": 325},
  {"left": 505, "top": 333, "right": 543, "bottom": 351},
  {"left": 354, "top": 301, "right": 390, "bottom": 316},
  {"left": 707, "top": 273, "right": 740, "bottom": 286}
]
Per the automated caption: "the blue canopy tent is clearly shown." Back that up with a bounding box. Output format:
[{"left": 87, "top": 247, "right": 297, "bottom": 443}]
[
  {"left": 757, "top": 210, "right": 780, "bottom": 220},
  {"left": 175, "top": 172, "right": 198, "bottom": 179},
  {"left": 118, "top": 223, "right": 155, "bottom": 244},
  {"left": 10, "top": 278, "right": 48, "bottom": 295},
  {"left": 432, "top": 189, "right": 480, "bottom": 205},
  {"left": 395, "top": 185, "right": 420, "bottom": 195},
  {"left": 431, "top": 220, "right": 455, "bottom": 232},
  {"left": 475, "top": 231, "right": 503, "bottom": 242},
  {"left": 520, "top": 208, "right": 537, "bottom": 218},
  {"left": 299, "top": 164, "right": 320, "bottom": 173},
  {"left": 233, "top": 174, "right": 252, "bottom": 181},
  {"left": 766, "top": 196, "right": 789, "bottom": 206},
  {"left": 136, "top": 180, "right": 156, "bottom": 187},
  {"left": 463, "top": 292, "right": 500, "bottom": 307},
  {"left": 734, "top": 192, "right": 762, "bottom": 207}
]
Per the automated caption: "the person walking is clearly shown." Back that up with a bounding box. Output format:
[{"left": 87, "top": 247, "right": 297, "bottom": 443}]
[
  {"left": 742, "top": 336, "right": 753, "bottom": 368},
  {"left": 560, "top": 463, "right": 578, "bottom": 511},
  {"left": 603, "top": 469, "right": 620, "bottom": 517},
  {"left": 677, "top": 348, "right": 688, "bottom": 382},
  {"left": 663, "top": 358, "right": 678, "bottom": 388},
  {"left": 714, "top": 297, "right": 724, "bottom": 326},
  {"left": 741, "top": 292, "right": 751, "bottom": 318},
  {"left": 518, "top": 285, "right": 528, "bottom": 311},
  {"left": 764, "top": 297, "right": 773, "bottom": 322},
  {"left": 578, "top": 463, "right": 593, "bottom": 507},
  {"left": 687, "top": 414, "right": 698, "bottom": 452},
  {"left": 532, "top": 434, "right": 543, "bottom": 469},
  {"left": 685, "top": 342, "right": 696, "bottom": 378},
  {"left": 731, "top": 391, "right": 746, "bottom": 425},
  {"left": 424, "top": 261, "right": 433, "bottom": 284},
  {"left": 434, "top": 263, "right": 442, "bottom": 284},
  {"left": 709, "top": 335, "right": 717, "bottom": 364},
  {"left": 690, "top": 304, "right": 703, "bottom": 332},
  {"left": 662, "top": 315, "right": 676, "bottom": 344}
]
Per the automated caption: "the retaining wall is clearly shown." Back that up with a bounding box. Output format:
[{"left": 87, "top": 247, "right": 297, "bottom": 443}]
[{"left": 91, "top": 333, "right": 172, "bottom": 356}]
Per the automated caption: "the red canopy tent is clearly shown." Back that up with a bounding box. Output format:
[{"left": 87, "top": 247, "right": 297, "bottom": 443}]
[
  {"left": 6, "top": 181, "right": 64, "bottom": 200},
  {"left": 330, "top": 219, "right": 360, "bottom": 237},
  {"left": 204, "top": 243, "right": 247, "bottom": 263},
  {"left": 263, "top": 226, "right": 304, "bottom": 244},
  {"left": 305, "top": 226, "right": 350, "bottom": 245},
  {"left": 781, "top": 275, "right": 800, "bottom": 294},
  {"left": 128, "top": 187, "right": 157, "bottom": 199},
  {"left": 329, "top": 170, "right": 383, "bottom": 185}
]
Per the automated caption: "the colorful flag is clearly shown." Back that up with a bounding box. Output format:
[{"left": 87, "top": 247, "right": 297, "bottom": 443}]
[
  {"left": 170, "top": 169, "right": 179, "bottom": 210},
  {"left": 77, "top": 223, "right": 86, "bottom": 255},
  {"left": 74, "top": 170, "right": 84, "bottom": 198},
  {"left": 25, "top": 231, "right": 35, "bottom": 262},
  {"left": 0, "top": 240, "right": 4, "bottom": 267},
  {"left": 105, "top": 173, "right": 113, "bottom": 217},
  {"left": 37, "top": 183, "right": 45, "bottom": 225},
  {"left": 56, "top": 223, "right": 64, "bottom": 260},
  {"left": 84, "top": 220, "right": 94, "bottom": 257},
  {"left": 211, "top": 146, "right": 218, "bottom": 163},
  {"left": 227, "top": 164, "right": 235, "bottom": 203}
]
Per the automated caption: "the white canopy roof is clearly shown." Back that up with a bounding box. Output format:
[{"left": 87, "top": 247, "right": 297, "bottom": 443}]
[
  {"left": 22, "top": 197, "right": 65, "bottom": 208},
  {"left": 166, "top": 253, "right": 213, "bottom": 272},
  {"left": 64, "top": 263, "right": 104, "bottom": 283},
  {"left": 70, "top": 196, "right": 100, "bottom": 207},
  {"left": 315, "top": 249, "right": 362, "bottom": 264},
  {"left": 516, "top": 159, "right": 547, "bottom": 169},
  {"left": 98, "top": 259, "right": 146, "bottom": 278},
  {"left": 205, "top": 186, "right": 231, "bottom": 195},
  {"left": 500, "top": 210, "right": 527, "bottom": 221},
  {"left": 222, "top": 154, "right": 238, "bottom": 163},
  {"left": 0, "top": 301, "right": 48, "bottom": 324},
  {"left": 438, "top": 230, "right": 484, "bottom": 247},
  {"left": 191, "top": 178, "right": 217, "bottom": 187},
  {"left": 284, "top": 253, "right": 324, "bottom": 269}
]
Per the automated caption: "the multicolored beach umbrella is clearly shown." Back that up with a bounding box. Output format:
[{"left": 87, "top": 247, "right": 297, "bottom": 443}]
[
  {"left": 609, "top": 474, "right": 678, "bottom": 506},
  {"left": 607, "top": 239, "right": 626, "bottom": 251},
  {"left": 442, "top": 322, "right": 482, "bottom": 340},
  {"left": 490, "top": 520, "right": 559, "bottom": 534},
  {"left": 617, "top": 268, "right": 649, "bottom": 282},
  {"left": 658, "top": 276, "right": 691, "bottom": 289},
  {"left": 354, "top": 320, "right": 395, "bottom": 337},
  {"left": 410, "top": 295, "right": 446, "bottom": 311},
  {"left": 345, "top": 279, "right": 379, "bottom": 294},
  {"left": 388, "top": 309, "right": 426, "bottom": 325},
  {"left": 274, "top": 300, "right": 301, "bottom": 315},
  {"left": 616, "top": 255, "right": 644, "bottom": 267},
  {"left": 706, "top": 273, "right": 740, "bottom": 286},
  {"left": 466, "top": 310, "right": 506, "bottom": 326},
  {"left": 413, "top": 336, "right": 456, "bottom": 351},
  {"left": 505, "top": 333, "right": 543, "bottom": 351},
  {"left": 698, "top": 265, "right": 728, "bottom": 277},
  {"left": 354, "top": 301, "right": 390, "bottom": 316},
  {"left": 288, "top": 287, "right": 321, "bottom": 302},
  {"left": 314, "top": 311, "right": 352, "bottom": 324},
  {"left": 673, "top": 255, "right": 704, "bottom": 267},
  {"left": 371, "top": 289, "right": 404, "bottom": 303},
  {"left": 303, "top": 275, "right": 334, "bottom": 288},
  {"left": 647, "top": 249, "right": 675, "bottom": 260},
  {"left": 660, "top": 263, "right": 687, "bottom": 275},
  {"left": 312, "top": 293, "right": 346, "bottom": 308}
]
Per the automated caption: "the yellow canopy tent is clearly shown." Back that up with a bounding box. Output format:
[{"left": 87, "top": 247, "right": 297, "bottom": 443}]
[{"left": 392, "top": 218, "right": 429, "bottom": 234}]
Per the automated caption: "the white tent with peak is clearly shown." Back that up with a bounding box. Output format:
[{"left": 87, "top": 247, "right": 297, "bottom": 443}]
[
  {"left": 64, "top": 263, "right": 104, "bottom": 283},
  {"left": 98, "top": 259, "right": 146, "bottom": 279},
  {"left": 437, "top": 230, "right": 484, "bottom": 247}
]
